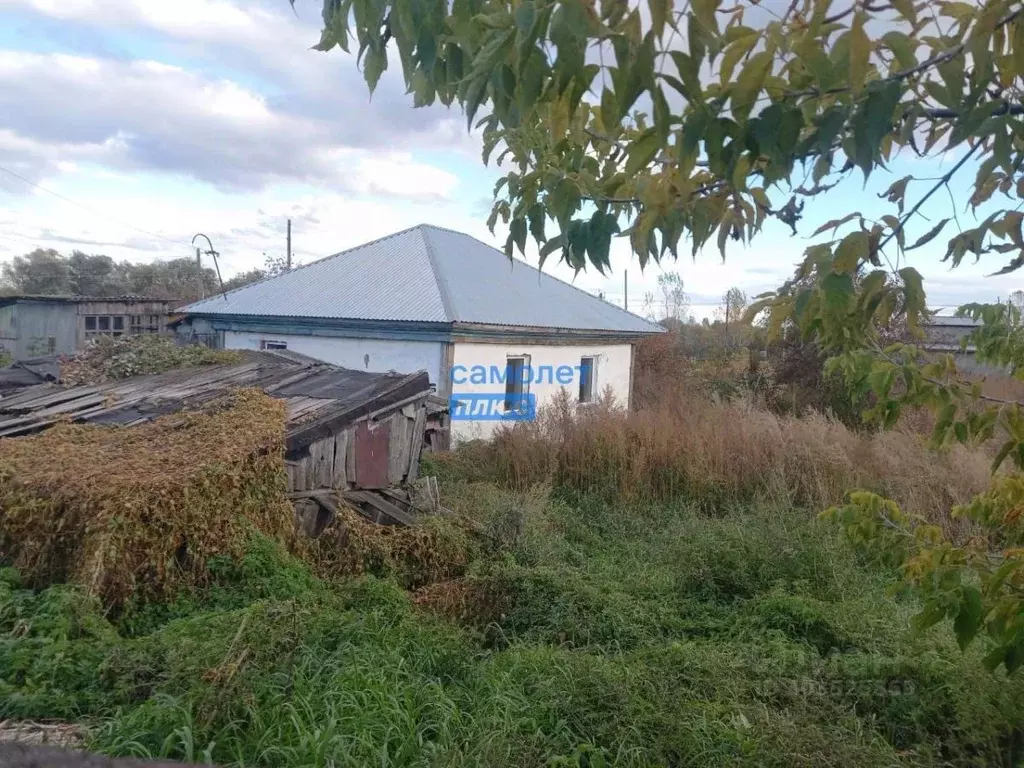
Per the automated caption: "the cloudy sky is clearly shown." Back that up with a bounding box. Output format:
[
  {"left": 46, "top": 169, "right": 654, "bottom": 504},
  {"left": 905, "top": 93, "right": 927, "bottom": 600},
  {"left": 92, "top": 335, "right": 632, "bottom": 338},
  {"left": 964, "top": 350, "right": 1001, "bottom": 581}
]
[{"left": 0, "top": 0, "right": 1017, "bottom": 318}]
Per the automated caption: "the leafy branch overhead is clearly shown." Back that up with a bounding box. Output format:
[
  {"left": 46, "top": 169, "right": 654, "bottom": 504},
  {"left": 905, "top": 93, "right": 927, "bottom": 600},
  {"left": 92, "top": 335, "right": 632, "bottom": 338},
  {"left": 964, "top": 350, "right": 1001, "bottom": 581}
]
[
  {"left": 310, "top": 0, "right": 1024, "bottom": 675},
  {"left": 312, "top": 0, "right": 1024, "bottom": 281}
]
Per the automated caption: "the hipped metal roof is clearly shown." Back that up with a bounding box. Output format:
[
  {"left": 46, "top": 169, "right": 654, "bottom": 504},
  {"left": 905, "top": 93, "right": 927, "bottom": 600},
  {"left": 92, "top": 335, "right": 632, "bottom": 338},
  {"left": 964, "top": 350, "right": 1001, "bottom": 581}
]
[{"left": 183, "top": 224, "right": 662, "bottom": 335}]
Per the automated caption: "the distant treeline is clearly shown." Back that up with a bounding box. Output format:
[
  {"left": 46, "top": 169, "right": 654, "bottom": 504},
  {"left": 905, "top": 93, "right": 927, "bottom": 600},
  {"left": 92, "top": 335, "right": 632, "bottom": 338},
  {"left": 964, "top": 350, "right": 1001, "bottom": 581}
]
[{"left": 0, "top": 248, "right": 286, "bottom": 302}]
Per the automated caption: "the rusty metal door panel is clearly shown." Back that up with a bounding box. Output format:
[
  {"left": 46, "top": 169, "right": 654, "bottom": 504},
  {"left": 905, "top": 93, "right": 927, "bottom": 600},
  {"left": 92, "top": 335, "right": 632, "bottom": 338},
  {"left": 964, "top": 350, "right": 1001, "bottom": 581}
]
[{"left": 354, "top": 420, "right": 391, "bottom": 488}]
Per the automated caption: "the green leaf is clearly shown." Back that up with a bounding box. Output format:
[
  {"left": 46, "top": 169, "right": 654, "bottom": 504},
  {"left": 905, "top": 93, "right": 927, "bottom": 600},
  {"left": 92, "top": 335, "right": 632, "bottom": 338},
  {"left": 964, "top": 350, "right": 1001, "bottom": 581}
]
[
  {"left": 850, "top": 81, "right": 901, "bottom": 179},
  {"left": 812, "top": 212, "right": 860, "bottom": 237},
  {"left": 899, "top": 266, "right": 926, "bottom": 330},
  {"left": 652, "top": 85, "right": 671, "bottom": 142},
  {"left": 881, "top": 31, "right": 917, "bottom": 71},
  {"left": 911, "top": 601, "right": 948, "bottom": 633},
  {"left": 907, "top": 219, "right": 949, "bottom": 251},
  {"left": 538, "top": 233, "right": 565, "bottom": 269},
  {"left": 953, "top": 587, "right": 984, "bottom": 651},
  {"left": 849, "top": 12, "right": 871, "bottom": 93},
  {"left": 527, "top": 204, "right": 546, "bottom": 244},
  {"left": 506, "top": 217, "right": 527, "bottom": 257},
  {"left": 691, "top": 0, "right": 719, "bottom": 39},
  {"left": 992, "top": 438, "right": 1018, "bottom": 472},
  {"left": 717, "top": 210, "right": 734, "bottom": 260},
  {"left": 822, "top": 272, "right": 854, "bottom": 314},
  {"left": 670, "top": 51, "right": 701, "bottom": 101},
  {"left": 600, "top": 87, "right": 619, "bottom": 132},
  {"left": 586, "top": 211, "right": 619, "bottom": 274},
  {"left": 834, "top": 231, "right": 869, "bottom": 273},
  {"left": 463, "top": 75, "right": 489, "bottom": 127},
  {"left": 647, "top": 0, "right": 671, "bottom": 38},
  {"left": 890, "top": 0, "right": 916, "bottom": 24},
  {"left": 518, "top": 58, "right": 544, "bottom": 111},
  {"left": 468, "top": 28, "right": 515, "bottom": 82},
  {"left": 625, "top": 129, "right": 663, "bottom": 177},
  {"left": 362, "top": 47, "right": 388, "bottom": 92},
  {"left": 719, "top": 29, "right": 759, "bottom": 85},
  {"left": 731, "top": 50, "right": 772, "bottom": 120},
  {"left": 514, "top": 2, "right": 535, "bottom": 36}
]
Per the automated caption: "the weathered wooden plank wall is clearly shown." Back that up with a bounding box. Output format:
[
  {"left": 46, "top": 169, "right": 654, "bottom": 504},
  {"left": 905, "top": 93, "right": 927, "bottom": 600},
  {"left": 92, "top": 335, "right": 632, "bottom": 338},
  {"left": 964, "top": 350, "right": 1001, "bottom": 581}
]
[{"left": 285, "top": 404, "right": 428, "bottom": 494}]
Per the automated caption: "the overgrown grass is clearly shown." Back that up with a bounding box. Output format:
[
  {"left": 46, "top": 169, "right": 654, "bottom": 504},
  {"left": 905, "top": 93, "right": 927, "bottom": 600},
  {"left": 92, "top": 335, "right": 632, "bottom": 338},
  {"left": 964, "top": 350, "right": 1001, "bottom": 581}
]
[
  {"left": 443, "top": 390, "right": 992, "bottom": 534},
  {"left": 3, "top": 479, "right": 1024, "bottom": 766},
  {"left": 1, "top": 390, "right": 1021, "bottom": 765}
]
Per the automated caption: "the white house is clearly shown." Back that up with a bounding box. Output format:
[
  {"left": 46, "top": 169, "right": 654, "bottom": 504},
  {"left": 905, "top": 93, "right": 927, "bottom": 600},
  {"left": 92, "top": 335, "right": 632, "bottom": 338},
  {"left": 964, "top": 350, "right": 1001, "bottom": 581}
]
[{"left": 178, "top": 224, "right": 663, "bottom": 441}]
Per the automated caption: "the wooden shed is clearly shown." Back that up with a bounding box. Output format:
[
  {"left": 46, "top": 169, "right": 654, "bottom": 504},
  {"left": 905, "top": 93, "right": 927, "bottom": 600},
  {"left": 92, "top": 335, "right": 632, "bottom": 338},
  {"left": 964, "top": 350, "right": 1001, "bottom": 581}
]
[{"left": 0, "top": 351, "right": 447, "bottom": 527}]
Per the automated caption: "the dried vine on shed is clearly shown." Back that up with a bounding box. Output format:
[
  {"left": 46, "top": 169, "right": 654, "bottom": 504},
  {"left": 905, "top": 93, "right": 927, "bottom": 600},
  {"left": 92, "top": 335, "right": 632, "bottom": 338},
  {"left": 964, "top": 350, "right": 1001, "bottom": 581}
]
[{"left": 0, "top": 389, "right": 294, "bottom": 607}]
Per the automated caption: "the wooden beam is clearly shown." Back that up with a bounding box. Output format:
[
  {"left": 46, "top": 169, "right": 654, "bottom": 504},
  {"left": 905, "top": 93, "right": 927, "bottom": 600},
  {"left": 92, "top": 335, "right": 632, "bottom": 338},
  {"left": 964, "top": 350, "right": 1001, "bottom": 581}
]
[
  {"left": 438, "top": 342, "right": 455, "bottom": 396},
  {"left": 343, "top": 490, "right": 417, "bottom": 526},
  {"left": 388, "top": 414, "right": 408, "bottom": 485},
  {"left": 406, "top": 405, "right": 427, "bottom": 483},
  {"left": 318, "top": 435, "right": 335, "bottom": 488},
  {"left": 628, "top": 342, "right": 637, "bottom": 410},
  {"left": 333, "top": 429, "right": 349, "bottom": 488}
]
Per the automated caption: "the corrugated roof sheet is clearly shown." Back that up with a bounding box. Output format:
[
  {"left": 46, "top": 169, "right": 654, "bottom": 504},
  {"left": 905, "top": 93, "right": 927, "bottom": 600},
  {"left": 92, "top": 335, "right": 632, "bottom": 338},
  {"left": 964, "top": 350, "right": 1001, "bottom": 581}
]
[
  {"left": 183, "top": 225, "right": 662, "bottom": 334},
  {"left": 0, "top": 352, "right": 432, "bottom": 447},
  {"left": 924, "top": 315, "right": 983, "bottom": 327}
]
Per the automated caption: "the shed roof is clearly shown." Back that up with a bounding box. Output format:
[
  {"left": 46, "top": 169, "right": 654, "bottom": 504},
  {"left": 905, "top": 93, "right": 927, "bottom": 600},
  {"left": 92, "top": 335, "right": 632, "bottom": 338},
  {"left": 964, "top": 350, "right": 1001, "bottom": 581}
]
[
  {"left": 0, "top": 295, "right": 172, "bottom": 306},
  {"left": 0, "top": 351, "right": 432, "bottom": 451},
  {"left": 183, "top": 224, "right": 662, "bottom": 335}
]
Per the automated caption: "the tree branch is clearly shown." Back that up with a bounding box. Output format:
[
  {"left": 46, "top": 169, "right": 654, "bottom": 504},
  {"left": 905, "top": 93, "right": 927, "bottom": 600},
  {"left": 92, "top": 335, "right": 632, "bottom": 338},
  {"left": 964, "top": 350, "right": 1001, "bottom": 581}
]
[
  {"left": 922, "top": 102, "right": 1024, "bottom": 120},
  {"left": 787, "top": 5, "right": 1024, "bottom": 101},
  {"left": 879, "top": 142, "right": 981, "bottom": 251},
  {"left": 874, "top": 343, "right": 1023, "bottom": 407}
]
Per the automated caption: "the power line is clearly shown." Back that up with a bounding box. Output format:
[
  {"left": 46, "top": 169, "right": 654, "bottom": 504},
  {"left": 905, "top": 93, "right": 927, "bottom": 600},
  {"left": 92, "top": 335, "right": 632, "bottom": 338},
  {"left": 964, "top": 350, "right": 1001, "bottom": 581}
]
[{"left": 0, "top": 164, "right": 187, "bottom": 249}]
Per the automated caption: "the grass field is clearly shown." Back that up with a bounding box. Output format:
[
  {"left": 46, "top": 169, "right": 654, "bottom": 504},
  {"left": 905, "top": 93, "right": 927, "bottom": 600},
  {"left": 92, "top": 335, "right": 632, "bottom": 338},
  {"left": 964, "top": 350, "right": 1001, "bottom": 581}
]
[{"left": 2, "top": 396, "right": 1023, "bottom": 766}]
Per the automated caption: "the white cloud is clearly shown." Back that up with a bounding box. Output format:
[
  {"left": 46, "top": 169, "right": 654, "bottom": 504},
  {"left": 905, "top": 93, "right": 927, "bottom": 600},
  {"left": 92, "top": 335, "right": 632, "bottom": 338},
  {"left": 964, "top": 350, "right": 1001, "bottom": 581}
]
[
  {"left": 0, "top": 50, "right": 462, "bottom": 199},
  {"left": 0, "top": 0, "right": 1009, "bottom": 317},
  {"left": 1, "top": 0, "right": 299, "bottom": 48}
]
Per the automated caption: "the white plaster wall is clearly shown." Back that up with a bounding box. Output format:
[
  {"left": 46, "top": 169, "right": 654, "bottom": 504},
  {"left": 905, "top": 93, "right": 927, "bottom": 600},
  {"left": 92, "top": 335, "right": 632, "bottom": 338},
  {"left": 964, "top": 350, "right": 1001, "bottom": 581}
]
[
  {"left": 224, "top": 331, "right": 444, "bottom": 384},
  {"left": 450, "top": 341, "right": 633, "bottom": 441}
]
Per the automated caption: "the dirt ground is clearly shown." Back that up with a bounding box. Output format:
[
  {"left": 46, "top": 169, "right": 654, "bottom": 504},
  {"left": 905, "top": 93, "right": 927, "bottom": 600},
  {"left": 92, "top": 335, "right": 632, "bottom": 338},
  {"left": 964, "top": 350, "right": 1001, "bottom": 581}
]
[{"left": 0, "top": 722, "right": 199, "bottom": 767}]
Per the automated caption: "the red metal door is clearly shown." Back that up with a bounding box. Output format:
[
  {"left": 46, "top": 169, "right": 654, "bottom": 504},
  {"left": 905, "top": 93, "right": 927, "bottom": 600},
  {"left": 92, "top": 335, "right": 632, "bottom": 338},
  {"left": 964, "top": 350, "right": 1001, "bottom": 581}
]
[{"left": 353, "top": 420, "right": 390, "bottom": 488}]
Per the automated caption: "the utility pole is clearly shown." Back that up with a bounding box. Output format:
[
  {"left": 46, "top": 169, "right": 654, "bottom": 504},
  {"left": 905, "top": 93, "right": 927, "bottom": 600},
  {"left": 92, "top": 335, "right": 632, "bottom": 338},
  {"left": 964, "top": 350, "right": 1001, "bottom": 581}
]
[
  {"left": 192, "top": 233, "right": 227, "bottom": 301},
  {"left": 195, "top": 247, "right": 205, "bottom": 300},
  {"left": 286, "top": 218, "right": 292, "bottom": 271},
  {"left": 624, "top": 270, "right": 628, "bottom": 311}
]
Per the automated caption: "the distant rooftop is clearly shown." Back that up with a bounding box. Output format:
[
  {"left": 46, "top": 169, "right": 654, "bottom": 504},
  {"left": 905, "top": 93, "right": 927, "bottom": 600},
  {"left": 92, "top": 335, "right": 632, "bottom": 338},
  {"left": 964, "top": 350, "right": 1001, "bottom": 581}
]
[
  {"left": 924, "top": 315, "right": 984, "bottom": 327},
  {"left": 183, "top": 224, "right": 663, "bottom": 335},
  {"left": 0, "top": 294, "right": 174, "bottom": 305}
]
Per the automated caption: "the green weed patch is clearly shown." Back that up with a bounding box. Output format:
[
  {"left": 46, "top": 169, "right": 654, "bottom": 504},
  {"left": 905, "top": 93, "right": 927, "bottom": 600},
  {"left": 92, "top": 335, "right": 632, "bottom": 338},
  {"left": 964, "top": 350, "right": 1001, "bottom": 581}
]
[{"left": 2, "top": 470, "right": 1024, "bottom": 764}]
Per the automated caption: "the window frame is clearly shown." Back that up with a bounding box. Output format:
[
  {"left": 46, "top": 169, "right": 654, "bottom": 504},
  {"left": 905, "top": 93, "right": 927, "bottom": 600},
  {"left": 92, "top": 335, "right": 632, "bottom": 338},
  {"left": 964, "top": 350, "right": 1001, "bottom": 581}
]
[
  {"left": 504, "top": 354, "right": 531, "bottom": 413},
  {"left": 578, "top": 355, "right": 598, "bottom": 404}
]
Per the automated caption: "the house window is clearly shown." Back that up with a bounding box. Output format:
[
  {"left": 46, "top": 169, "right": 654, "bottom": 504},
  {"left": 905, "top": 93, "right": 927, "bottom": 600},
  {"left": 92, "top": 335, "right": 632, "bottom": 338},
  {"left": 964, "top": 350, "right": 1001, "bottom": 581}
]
[
  {"left": 129, "top": 315, "right": 160, "bottom": 334},
  {"left": 579, "top": 356, "right": 597, "bottom": 403},
  {"left": 261, "top": 340, "right": 288, "bottom": 350},
  {"left": 504, "top": 355, "right": 530, "bottom": 412},
  {"left": 85, "top": 315, "right": 129, "bottom": 340}
]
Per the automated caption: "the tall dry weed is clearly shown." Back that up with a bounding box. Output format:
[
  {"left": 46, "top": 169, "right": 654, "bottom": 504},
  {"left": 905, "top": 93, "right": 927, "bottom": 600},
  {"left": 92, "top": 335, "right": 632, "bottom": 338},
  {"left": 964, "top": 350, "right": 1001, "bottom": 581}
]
[{"left": 482, "top": 390, "right": 991, "bottom": 529}]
